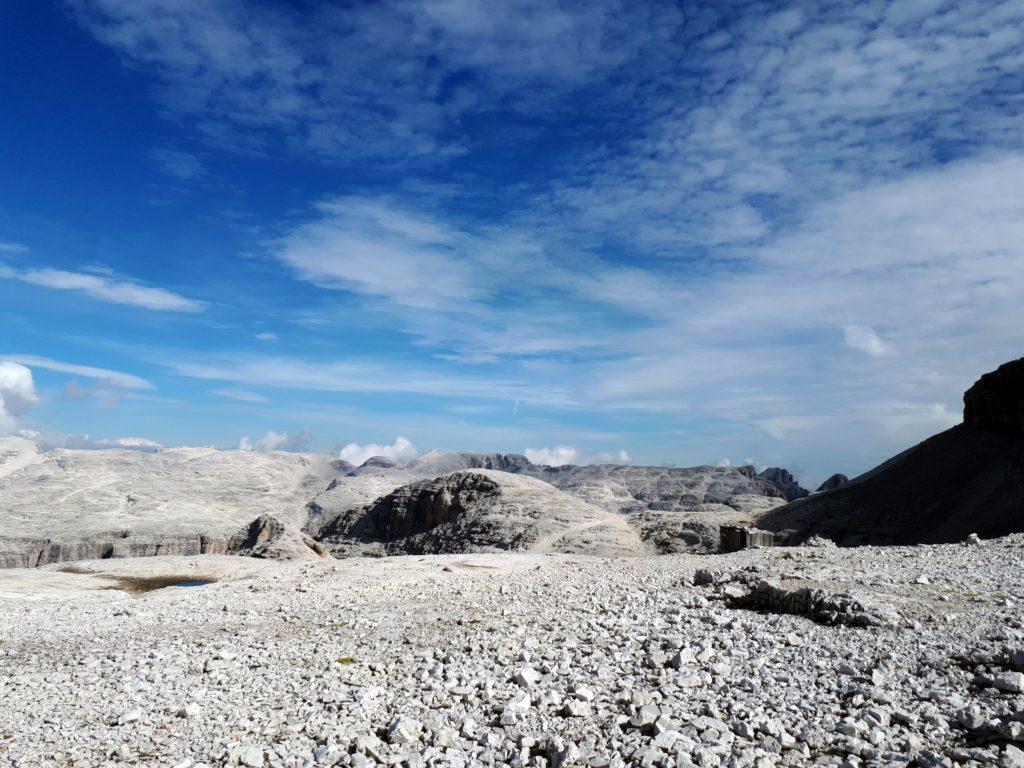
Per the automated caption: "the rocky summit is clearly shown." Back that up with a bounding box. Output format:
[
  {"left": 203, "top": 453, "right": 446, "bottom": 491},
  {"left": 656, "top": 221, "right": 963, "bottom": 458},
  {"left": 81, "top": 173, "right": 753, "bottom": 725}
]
[
  {"left": 963, "top": 356, "right": 1024, "bottom": 436},
  {"left": 761, "top": 358, "right": 1024, "bottom": 546}
]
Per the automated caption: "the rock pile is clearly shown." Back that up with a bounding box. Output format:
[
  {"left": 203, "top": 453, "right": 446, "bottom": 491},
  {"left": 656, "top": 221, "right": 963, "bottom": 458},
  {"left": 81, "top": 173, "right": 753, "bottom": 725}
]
[{"left": 2, "top": 534, "right": 1023, "bottom": 767}]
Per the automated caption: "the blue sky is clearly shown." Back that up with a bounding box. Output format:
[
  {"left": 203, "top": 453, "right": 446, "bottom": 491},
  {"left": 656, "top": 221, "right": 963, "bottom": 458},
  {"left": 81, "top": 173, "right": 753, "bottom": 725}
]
[{"left": 2, "top": 0, "right": 1023, "bottom": 483}]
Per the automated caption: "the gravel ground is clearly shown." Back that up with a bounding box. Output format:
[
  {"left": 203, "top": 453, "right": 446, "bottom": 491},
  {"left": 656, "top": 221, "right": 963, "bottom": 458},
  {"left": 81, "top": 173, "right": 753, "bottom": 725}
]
[{"left": 2, "top": 538, "right": 1024, "bottom": 768}]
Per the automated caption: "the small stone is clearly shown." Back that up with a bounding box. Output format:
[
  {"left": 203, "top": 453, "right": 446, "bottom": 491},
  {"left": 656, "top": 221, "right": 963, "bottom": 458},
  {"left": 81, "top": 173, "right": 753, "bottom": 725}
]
[
  {"left": 503, "top": 691, "right": 531, "bottom": 718},
  {"left": 995, "top": 672, "right": 1024, "bottom": 694},
  {"left": 1004, "top": 745, "right": 1024, "bottom": 768},
  {"left": 237, "top": 746, "right": 264, "bottom": 768},
  {"left": 118, "top": 709, "right": 142, "bottom": 725},
  {"left": 386, "top": 716, "right": 423, "bottom": 745},
  {"left": 563, "top": 699, "right": 591, "bottom": 717},
  {"left": 513, "top": 666, "right": 542, "bottom": 687}
]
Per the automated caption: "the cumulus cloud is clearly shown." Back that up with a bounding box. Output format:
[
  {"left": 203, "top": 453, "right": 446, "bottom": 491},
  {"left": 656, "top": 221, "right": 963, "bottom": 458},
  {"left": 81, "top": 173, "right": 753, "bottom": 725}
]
[
  {"left": 524, "top": 445, "right": 631, "bottom": 466},
  {"left": 0, "top": 362, "right": 39, "bottom": 434},
  {"left": 338, "top": 436, "right": 418, "bottom": 466},
  {"left": 0, "top": 264, "right": 203, "bottom": 312},
  {"left": 844, "top": 325, "right": 889, "bottom": 356},
  {"left": 238, "top": 428, "right": 312, "bottom": 452}
]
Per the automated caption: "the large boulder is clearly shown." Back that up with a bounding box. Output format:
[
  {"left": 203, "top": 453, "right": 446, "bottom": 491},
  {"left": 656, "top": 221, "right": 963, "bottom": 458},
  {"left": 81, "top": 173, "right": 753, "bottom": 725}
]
[
  {"left": 230, "top": 515, "right": 327, "bottom": 560},
  {"left": 963, "top": 357, "right": 1024, "bottom": 436}
]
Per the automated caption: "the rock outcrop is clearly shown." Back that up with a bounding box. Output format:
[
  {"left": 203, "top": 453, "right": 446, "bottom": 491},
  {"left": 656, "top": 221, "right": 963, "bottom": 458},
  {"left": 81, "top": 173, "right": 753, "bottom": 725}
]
[
  {"left": 514, "top": 463, "right": 791, "bottom": 513},
  {"left": 756, "top": 467, "right": 810, "bottom": 501},
  {"left": 963, "top": 356, "right": 1024, "bottom": 436},
  {"left": 0, "top": 532, "right": 233, "bottom": 569},
  {"left": 307, "top": 456, "right": 794, "bottom": 553},
  {"left": 316, "top": 470, "right": 647, "bottom": 557},
  {"left": 760, "top": 359, "right": 1024, "bottom": 546},
  {"left": 815, "top": 473, "right": 849, "bottom": 493},
  {"left": 229, "top": 515, "right": 327, "bottom": 560}
]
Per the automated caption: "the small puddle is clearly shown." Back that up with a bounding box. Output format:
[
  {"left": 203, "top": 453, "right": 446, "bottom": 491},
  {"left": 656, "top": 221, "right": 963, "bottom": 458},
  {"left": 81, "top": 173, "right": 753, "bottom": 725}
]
[
  {"left": 109, "top": 576, "right": 217, "bottom": 594},
  {"left": 58, "top": 567, "right": 218, "bottom": 593}
]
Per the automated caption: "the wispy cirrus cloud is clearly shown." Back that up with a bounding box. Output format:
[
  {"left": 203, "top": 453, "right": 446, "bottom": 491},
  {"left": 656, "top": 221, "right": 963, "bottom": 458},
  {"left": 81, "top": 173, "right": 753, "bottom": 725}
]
[
  {"left": 65, "top": 0, "right": 667, "bottom": 161},
  {"left": 0, "top": 263, "right": 204, "bottom": 312},
  {"left": 43, "top": 0, "right": 1024, "bottom": 479},
  {"left": 2, "top": 355, "right": 154, "bottom": 389},
  {"left": 212, "top": 388, "right": 270, "bottom": 403},
  {"left": 167, "top": 353, "right": 576, "bottom": 407},
  {"left": 149, "top": 147, "right": 204, "bottom": 180}
]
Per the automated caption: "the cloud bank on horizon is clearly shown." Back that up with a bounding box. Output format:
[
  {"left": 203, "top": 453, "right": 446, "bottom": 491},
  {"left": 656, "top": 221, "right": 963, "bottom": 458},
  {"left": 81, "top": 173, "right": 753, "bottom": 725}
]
[{"left": 1, "top": 0, "right": 1022, "bottom": 484}]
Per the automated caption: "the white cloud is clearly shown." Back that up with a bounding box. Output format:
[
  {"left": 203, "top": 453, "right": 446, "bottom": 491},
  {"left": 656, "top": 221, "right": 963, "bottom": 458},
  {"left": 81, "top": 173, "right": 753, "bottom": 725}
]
[
  {"left": 52, "top": 0, "right": 1024, "bottom": 482},
  {"left": 238, "top": 428, "right": 312, "bottom": 452},
  {"left": 338, "top": 436, "right": 418, "bottom": 466},
  {"left": 24, "top": 430, "right": 165, "bottom": 452},
  {"left": 524, "top": 445, "right": 631, "bottom": 466},
  {"left": 168, "top": 354, "right": 574, "bottom": 407},
  {"left": 104, "top": 436, "right": 165, "bottom": 450},
  {"left": 0, "top": 242, "right": 28, "bottom": 254},
  {"left": 212, "top": 388, "right": 270, "bottom": 403},
  {"left": 3, "top": 355, "right": 153, "bottom": 389},
  {"left": 274, "top": 197, "right": 480, "bottom": 311},
  {"left": 755, "top": 417, "right": 820, "bottom": 441},
  {"left": 716, "top": 458, "right": 731, "bottom": 467},
  {"left": 150, "top": 147, "right": 203, "bottom": 179},
  {"left": 1, "top": 264, "right": 203, "bottom": 312},
  {"left": 0, "top": 362, "right": 39, "bottom": 434},
  {"left": 844, "top": 325, "right": 889, "bottom": 356},
  {"left": 64, "top": 0, "right": 664, "bottom": 160},
  {"left": 253, "top": 332, "right": 278, "bottom": 341}
]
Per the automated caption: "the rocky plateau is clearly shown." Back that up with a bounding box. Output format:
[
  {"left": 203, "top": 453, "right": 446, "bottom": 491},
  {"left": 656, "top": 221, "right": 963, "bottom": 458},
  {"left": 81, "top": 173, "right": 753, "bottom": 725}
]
[{"left": 3, "top": 358, "right": 1024, "bottom": 768}]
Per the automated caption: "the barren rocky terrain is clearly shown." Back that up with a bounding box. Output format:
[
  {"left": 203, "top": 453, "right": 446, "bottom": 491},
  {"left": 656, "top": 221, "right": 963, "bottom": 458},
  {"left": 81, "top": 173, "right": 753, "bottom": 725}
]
[
  {"left": 0, "top": 440, "right": 792, "bottom": 568},
  {"left": 2, "top": 536, "right": 1023, "bottom": 768}
]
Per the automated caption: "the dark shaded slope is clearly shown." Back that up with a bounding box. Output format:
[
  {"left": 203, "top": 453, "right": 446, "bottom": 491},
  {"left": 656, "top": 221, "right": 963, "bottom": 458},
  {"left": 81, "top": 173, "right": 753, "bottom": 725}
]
[{"left": 759, "top": 424, "right": 1024, "bottom": 545}]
